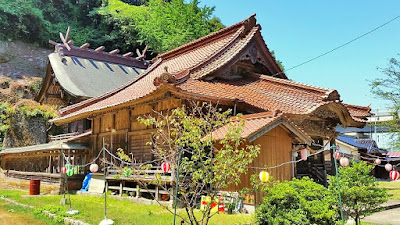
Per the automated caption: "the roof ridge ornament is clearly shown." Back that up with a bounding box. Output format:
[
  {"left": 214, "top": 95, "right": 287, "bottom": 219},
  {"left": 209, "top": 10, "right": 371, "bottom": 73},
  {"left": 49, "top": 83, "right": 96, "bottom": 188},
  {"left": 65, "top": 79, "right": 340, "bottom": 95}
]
[
  {"left": 242, "top": 13, "right": 257, "bottom": 36},
  {"left": 49, "top": 27, "right": 150, "bottom": 67},
  {"left": 59, "top": 26, "right": 72, "bottom": 51},
  {"left": 136, "top": 45, "right": 148, "bottom": 61},
  {"left": 153, "top": 66, "right": 176, "bottom": 86}
]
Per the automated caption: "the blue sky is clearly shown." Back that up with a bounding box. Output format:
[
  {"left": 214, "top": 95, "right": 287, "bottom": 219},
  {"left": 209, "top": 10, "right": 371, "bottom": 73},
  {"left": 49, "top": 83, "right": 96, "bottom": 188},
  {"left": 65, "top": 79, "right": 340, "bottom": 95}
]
[{"left": 201, "top": 0, "right": 400, "bottom": 110}]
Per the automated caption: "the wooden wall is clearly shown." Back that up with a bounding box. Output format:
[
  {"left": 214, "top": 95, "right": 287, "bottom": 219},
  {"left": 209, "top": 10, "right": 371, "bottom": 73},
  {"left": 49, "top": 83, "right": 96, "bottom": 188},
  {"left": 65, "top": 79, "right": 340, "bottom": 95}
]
[
  {"left": 90, "top": 97, "right": 181, "bottom": 164},
  {"left": 224, "top": 125, "right": 294, "bottom": 205}
]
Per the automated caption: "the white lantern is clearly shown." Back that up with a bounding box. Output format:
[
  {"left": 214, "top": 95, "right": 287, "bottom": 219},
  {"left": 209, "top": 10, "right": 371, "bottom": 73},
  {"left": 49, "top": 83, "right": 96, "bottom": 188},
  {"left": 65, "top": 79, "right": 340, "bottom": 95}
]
[
  {"left": 374, "top": 158, "right": 381, "bottom": 165},
  {"left": 340, "top": 157, "right": 349, "bottom": 167},
  {"left": 90, "top": 164, "right": 99, "bottom": 173},
  {"left": 385, "top": 163, "right": 393, "bottom": 172}
]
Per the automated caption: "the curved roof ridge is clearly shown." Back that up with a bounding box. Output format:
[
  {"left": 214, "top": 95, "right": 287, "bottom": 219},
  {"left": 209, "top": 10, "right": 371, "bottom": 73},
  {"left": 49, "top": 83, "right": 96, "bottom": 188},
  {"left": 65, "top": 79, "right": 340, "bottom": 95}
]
[
  {"left": 185, "top": 26, "right": 246, "bottom": 74},
  {"left": 343, "top": 103, "right": 371, "bottom": 111},
  {"left": 156, "top": 14, "right": 256, "bottom": 61},
  {"left": 251, "top": 73, "right": 335, "bottom": 98},
  {"left": 190, "top": 25, "right": 259, "bottom": 80},
  {"left": 59, "top": 58, "right": 163, "bottom": 116},
  {"left": 253, "top": 29, "right": 287, "bottom": 79}
]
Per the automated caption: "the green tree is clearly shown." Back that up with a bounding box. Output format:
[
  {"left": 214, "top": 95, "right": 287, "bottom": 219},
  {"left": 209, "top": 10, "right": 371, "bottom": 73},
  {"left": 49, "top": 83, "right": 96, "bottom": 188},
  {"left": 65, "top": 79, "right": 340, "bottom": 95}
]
[
  {"left": 97, "top": 0, "right": 225, "bottom": 54},
  {"left": 371, "top": 55, "right": 400, "bottom": 148},
  {"left": 137, "top": 102, "right": 260, "bottom": 225},
  {"left": 329, "top": 161, "right": 389, "bottom": 225},
  {"left": 256, "top": 177, "right": 337, "bottom": 225},
  {"left": 0, "top": 0, "right": 104, "bottom": 46}
]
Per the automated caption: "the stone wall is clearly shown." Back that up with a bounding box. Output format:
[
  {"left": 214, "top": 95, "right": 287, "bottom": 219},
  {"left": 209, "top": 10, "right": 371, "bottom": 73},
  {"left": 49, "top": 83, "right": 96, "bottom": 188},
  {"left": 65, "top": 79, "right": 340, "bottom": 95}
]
[{"left": 3, "top": 112, "right": 47, "bottom": 148}]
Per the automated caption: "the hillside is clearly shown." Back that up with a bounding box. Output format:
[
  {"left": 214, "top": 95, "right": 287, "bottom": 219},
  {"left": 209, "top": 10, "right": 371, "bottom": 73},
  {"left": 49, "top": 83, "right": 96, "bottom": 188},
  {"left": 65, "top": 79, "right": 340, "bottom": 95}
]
[
  {"left": 0, "top": 40, "right": 55, "bottom": 149},
  {"left": 0, "top": 40, "right": 50, "bottom": 79}
]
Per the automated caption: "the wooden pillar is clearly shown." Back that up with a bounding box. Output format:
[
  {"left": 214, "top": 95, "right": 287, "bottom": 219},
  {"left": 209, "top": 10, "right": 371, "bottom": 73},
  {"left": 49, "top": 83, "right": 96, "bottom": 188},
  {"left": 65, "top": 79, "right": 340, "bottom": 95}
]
[
  {"left": 119, "top": 181, "right": 123, "bottom": 196},
  {"left": 48, "top": 155, "right": 52, "bottom": 173},
  {"left": 58, "top": 153, "right": 61, "bottom": 172},
  {"left": 136, "top": 184, "right": 141, "bottom": 198},
  {"left": 155, "top": 185, "right": 159, "bottom": 201}
]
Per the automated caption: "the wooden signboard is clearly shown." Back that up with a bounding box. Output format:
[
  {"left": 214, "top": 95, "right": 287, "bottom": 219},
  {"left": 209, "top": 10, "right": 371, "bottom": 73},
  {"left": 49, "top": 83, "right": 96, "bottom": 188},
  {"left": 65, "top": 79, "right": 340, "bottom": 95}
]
[{"left": 88, "top": 173, "right": 105, "bottom": 194}]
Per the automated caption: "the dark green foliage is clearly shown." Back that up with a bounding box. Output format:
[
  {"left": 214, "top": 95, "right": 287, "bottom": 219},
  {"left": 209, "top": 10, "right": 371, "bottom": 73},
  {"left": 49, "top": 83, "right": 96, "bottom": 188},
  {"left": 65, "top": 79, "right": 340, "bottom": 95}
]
[
  {"left": 329, "top": 161, "right": 389, "bottom": 225},
  {"left": 97, "top": 0, "right": 225, "bottom": 54},
  {"left": 370, "top": 55, "right": 400, "bottom": 148},
  {"left": 256, "top": 177, "right": 337, "bottom": 225},
  {"left": 0, "top": 0, "right": 104, "bottom": 46},
  {"left": 0, "top": 0, "right": 224, "bottom": 56}
]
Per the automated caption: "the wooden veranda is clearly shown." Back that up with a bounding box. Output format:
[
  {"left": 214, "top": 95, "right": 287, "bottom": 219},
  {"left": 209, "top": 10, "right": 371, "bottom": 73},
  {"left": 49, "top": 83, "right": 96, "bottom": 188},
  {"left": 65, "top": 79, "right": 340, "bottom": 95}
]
[{"left": 0, "top": 141, "right": 90, "bottom": 190}]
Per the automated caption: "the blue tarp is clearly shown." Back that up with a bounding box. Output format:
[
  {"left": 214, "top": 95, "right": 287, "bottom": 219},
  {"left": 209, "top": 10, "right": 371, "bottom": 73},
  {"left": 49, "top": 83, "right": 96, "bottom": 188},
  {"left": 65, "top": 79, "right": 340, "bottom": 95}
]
[{"left": 80, "top": 173, "right": 92, "bottom": 192}]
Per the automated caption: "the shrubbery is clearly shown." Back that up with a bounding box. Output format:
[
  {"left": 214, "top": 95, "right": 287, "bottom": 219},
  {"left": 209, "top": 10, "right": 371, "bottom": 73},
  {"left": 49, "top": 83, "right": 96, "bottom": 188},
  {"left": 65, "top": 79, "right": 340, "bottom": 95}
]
[{"left": 256, "top": 177, "right": 337, "bottom": 225}]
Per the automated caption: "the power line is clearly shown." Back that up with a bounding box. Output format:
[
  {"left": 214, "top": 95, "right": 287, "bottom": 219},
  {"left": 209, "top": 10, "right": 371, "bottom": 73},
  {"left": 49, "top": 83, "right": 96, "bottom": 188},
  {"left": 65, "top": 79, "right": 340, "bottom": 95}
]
[{"left": 272, "top": 15, "right": 400, "bottom": 78}]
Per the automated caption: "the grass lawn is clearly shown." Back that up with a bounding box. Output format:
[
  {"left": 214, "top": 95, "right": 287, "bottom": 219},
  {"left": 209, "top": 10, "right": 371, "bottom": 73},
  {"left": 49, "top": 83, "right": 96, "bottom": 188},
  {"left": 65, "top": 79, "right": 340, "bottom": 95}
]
[
  {"left": 377, "top": 180, "right": 400, "bottom": 200},
  {"left": 0, "top": 190, "right": 253, "bottom": 225}
]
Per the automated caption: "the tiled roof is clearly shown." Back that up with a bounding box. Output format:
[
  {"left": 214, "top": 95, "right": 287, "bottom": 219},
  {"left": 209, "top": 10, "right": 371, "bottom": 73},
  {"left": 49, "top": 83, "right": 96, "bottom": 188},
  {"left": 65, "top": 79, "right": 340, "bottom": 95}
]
[
  {"left": 54, "top": 15, "right": 267, "bottom": 121},
  {"left": 386, "top": 151, "right": 400, "bottom": 158},
  {"left": 179, "top": 74, "right": 335, "bottom": 114},
  {"left": 344, "top": 104, "right": 371, "bottom": 121},
  {"left": 210, "top": 112, "right": 312, "bottom": 143},
  {"left": 52, "top": 14, "right": 370, "bottom": 127},
  {"left": 56, "top": 25, "right": 241, "bottom": 118},
  {"left": 190, "top": 26, "right": 259, "bottom": 79}
]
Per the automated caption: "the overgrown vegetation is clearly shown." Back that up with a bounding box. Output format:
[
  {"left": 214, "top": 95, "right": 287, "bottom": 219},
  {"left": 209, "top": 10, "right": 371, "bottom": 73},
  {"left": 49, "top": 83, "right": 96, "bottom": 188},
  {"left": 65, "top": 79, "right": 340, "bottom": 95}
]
[
  {"left": 0, "top": 0, "right": 224, "bottom": 55},
  {"left": 0, "top": 99, "right": 57, "bottom": 149},
  {"left": 0, "top": 0, "right": 102, "bottom": 46},
  {"left": 12, "top": 99, "right": 57, "bottom": 120},
  {"left": 96, "top": 0, "right": 225, "bottom": 53}
]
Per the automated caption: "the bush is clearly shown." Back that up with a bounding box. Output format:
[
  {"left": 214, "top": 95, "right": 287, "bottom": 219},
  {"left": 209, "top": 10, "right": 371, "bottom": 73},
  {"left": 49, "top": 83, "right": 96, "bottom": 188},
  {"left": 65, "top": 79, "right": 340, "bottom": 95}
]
[{"left": 256, "top": 177, "right": 337, "bottom": 225}]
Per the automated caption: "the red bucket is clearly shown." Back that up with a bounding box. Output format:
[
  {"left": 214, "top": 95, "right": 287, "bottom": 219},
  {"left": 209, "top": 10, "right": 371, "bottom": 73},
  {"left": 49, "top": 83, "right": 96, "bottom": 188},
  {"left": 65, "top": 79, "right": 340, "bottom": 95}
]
[{"left": 29, "top": 179, "right": 40, "bottom": 195}]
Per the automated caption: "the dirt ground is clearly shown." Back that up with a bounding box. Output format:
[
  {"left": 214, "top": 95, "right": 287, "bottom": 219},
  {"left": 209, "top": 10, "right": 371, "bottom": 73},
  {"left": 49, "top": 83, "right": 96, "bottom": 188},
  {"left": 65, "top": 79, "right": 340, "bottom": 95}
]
[
  {"left": 0, "top": 170, "right": 60, "bottom": 194},
  {"left": 0, "top": 202, "right": 45, "bottom": 225}
]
